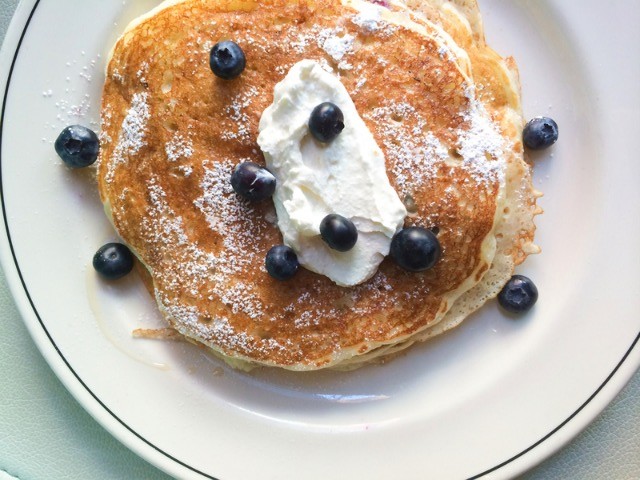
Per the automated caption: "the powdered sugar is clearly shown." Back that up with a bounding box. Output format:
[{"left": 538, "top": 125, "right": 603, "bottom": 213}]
[
  {"left": 289, "top": 26, "right": 356, "bottom": 70},
  {"left": 352, "top": 9, "right": 382, "bottom": 33},
  {"left": 456, "top": 85, "right": 507, "bottom": 185},
  {"left": 41, "top": 53, "right": 102, "bottom": 144},
  {"left": 140, "top": 178, "right": 267, "bottom": 347},
  {"left": 178, "top": 165, "right": 193, "bottom": 177},
  {"left": 193, "top": 160, "right": 265, "bottom": 319},
  {"left": 220, "top": 86, "right": 259, "bottom": 143},
  {"left": 136, "top": 62, "right": 149, "bottom": 84},
  {"left": 321, "top": 32, "right": 355, "bottom": 64},
  {"left": 165, "top": 133, "right": 194, "bottom": 162},
  {"left": 368, "top": 102, "right": 448, "bottom": 195},
  {"left": 106, "top": 92, "right": 150, "bottom": 183},
  {"left": 143, "top": 177, "right": 190, "bottom": 249},
  {"left": 54, "top": 94, "right": 92, "bottom": 120},
  {"left": 111, "top": 68, "right": 125, "bottom": 83},
  {"left": 367, "top": 86, "right": 507, "bottom": 196},
  {"left": 278, "top": 9, "right": 399, "bottom": 74},
  {"left": 351, "top": 7, "right": 397, "bottom": 36}
]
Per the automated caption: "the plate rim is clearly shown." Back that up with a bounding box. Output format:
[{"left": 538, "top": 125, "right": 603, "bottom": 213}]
[{"left": 0, "top": 1, "right": 638, "bottom": 479}]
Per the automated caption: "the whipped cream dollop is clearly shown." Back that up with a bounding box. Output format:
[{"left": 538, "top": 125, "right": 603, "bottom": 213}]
[{"left": 258, "top": 60, "right": 407, "bottom": 286}]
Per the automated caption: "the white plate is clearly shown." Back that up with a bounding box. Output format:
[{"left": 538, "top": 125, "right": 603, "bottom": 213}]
[{"left": 1, "top": 1, "right": 639, "bottom": 479}]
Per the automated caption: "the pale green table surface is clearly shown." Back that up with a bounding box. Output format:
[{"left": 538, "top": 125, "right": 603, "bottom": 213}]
[{"left": 1, "top": 1, "right": 639, "bottom": 479}]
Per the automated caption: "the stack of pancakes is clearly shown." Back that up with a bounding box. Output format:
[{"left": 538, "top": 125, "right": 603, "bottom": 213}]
[{"left": 97, "top": 0, "right": 540, "bottom": 370}]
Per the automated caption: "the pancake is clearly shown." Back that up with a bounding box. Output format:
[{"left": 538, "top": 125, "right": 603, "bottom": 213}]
[{"left": 97, "top": 0, "right": 538, "bottom": 370}]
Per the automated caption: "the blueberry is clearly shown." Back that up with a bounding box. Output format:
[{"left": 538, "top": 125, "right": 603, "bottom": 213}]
[
  {"left": 93, "top": 243, "right": 134, "bottom": 280},
  {"left": 230, "top": 162, "right": 276, "bottom": 201},
  {"left": 498, "top": 275, "right": 538, "bottom": 313},
  {"left": 55, "top": 125, "right": 100, "bottom": 168},
  {"left": 265, "top": 245, "right": 299, "bottom": 281},
  {"left": 209, "top": 41, "right": 246, "bottom": 79},
  {"left": 320, "top": 214, "right": 358, "bottom": 252},
  {"left": 390, "top": 226, "right": 441, "bottom": 272},
  {"left": 309, "top": 102, "right": 344, "bottom": 143},
  {"left": 523, "top": 117, "right": 559, "bottom": 150}
]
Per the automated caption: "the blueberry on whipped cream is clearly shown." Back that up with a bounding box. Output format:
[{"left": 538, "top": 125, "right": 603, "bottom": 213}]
[
  {"left": 209, "top": 41, "right": 246, "bottom": 79},
  {"left": 309, "top": 102, "right": 345, "bottom": 143},
  {"left": 55, "top": 125, "right": 99, "bottom": 168},
  {"left": 320, "top": 214, "right": 358, "bottom": 252}
]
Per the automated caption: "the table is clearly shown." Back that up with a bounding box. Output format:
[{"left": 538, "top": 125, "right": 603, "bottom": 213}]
[{"left": 0, "top": 1, "right": 638, "bottom": 478}]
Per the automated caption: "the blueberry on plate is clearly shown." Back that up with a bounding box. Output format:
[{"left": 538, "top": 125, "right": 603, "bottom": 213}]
[
  {"left": 309, "top": 102, "right": 344, "bottom": 143},
  {"left": 390, "top": 226, "right": 441, "bottom": 272},
  {"left": 54, "top": 125, "right": 100, "bottom": 168},
  {"left": 265, "top": 245, "right": 299, "bottom": 281},
  {"left": 93, "top": 243, "right": 135, "bottom": 280},
  {"left": 523, "top": 117, "right": 558, "bottom": 150},
  {"left": 320, "top": 214, "right": 358, "bottom": 252},
  {"left": 497, "top": 275, "right": 538, "bottom": 313},
  {"left": 209, "top": 41, "right": 246, "bottom": 79},
  {"left": 230, "top": 162, "right": 276, "bottom": 201}
]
